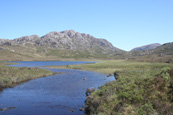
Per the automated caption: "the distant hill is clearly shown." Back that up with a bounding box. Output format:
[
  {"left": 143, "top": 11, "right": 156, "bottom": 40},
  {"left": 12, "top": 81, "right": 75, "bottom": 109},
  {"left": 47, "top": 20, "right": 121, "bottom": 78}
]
[
  {"left": 131, "top": 43, "right": 161, "bottom": 51},
  {"left": 153, "top": 42, "right": 173, "bottom": 55},
  {"left": 129, "top": 42, "right": 173, "bottom": 63},
  {"left": 0, "top": 30, "right": 125, "bottom": 61}
]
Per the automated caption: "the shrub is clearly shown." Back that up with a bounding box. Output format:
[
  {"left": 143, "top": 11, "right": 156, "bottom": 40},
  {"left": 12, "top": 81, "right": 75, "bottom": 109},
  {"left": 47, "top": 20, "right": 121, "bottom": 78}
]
[{"left": 85, "top": 67, "right": 173, "bottom": 115}]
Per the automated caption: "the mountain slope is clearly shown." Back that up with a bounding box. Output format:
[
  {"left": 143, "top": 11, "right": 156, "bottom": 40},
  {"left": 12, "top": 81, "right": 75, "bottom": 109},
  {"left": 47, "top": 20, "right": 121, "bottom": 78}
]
[
  {"left": 131, "top": 43, "right": 161, "bottom": 51},
  {"left": 129, "top": 42, "right": 173, "bottom": 63},
  {"left": 153, "top": 42, "right": 173, "bottom": 55}
]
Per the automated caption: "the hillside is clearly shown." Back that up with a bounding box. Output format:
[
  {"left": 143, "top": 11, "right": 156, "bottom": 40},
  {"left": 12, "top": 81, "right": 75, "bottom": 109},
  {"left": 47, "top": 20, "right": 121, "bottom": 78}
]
[
  {"left": 0, "top": 30, "right": 125, "bottom": 61},
  {"left": 129, "top": 42, "right": 173, "bottom": 63},
  {"left": 153, "top": 42, "right": 173, "bottom": 55},
  {"left": 85, "top": 65, "right": 173, "bottom": 115},
  {"left": 131, "top": 43, "right": 161, "bottom": 51}
]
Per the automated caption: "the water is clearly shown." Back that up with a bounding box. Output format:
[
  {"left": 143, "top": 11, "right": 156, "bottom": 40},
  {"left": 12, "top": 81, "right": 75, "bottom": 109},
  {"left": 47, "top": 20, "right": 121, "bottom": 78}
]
[
  {"left": 5, "top": 61, "right": 95, "bottom": 68},
  {"left": 0, "top": 61, "right": 114, "bottom": 115}
]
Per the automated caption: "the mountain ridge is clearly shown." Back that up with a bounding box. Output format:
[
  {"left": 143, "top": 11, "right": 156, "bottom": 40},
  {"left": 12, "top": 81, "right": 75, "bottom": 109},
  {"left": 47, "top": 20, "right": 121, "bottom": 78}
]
[
  {"left": 0, "top": 30, "right": 125, "bottom": 61},
  {"left": 131, "top": 43, "right": 161, "bottom": 51},
  {"left": 12, "top": 30, "right": 121, "bottom": 52}
]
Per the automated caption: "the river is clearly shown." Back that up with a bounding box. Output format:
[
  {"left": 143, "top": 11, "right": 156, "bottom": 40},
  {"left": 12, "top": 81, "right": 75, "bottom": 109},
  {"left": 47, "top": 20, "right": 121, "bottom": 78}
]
[{"left": 0, "top": 61, "right": 114, "bottom": 115}]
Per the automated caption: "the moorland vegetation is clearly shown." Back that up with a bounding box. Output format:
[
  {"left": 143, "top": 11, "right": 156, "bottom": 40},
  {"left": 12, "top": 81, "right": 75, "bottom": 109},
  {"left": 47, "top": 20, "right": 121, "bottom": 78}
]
[{"left": 48, "top": 60, "right": 173, "bottom": 115}]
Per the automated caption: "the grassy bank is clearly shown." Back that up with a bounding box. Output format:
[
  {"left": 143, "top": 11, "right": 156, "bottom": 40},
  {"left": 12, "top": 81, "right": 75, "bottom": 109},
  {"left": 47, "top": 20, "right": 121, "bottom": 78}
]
[
  {"left": 47, "top": 60, "right": 173, "bottom": 115},
  {"left": 0, "top": 62, "right": 53, "bottom": 89},
  {"left": 47, "top": 60, "right": 173, "bottom": 75}
]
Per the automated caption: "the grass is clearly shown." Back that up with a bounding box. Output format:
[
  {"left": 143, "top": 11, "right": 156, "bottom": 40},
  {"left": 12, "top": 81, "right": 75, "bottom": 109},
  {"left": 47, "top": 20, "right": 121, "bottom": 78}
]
[
  {"left": 47, "top": 60, "right": 173, "bottom": 75},
  {"left": 47, "top": 60, "right": 173, "bottom": 115},
  {"left": 0, "top": 62, "right": 54, "bottom": 89}
]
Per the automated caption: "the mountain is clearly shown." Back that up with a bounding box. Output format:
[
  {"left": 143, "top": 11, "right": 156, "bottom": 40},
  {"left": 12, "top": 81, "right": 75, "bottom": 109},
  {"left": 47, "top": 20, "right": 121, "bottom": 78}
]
[
  {"left": 131, "top": 43, "right": 161, "bottom": 51},
  {"left": 153, "top": 42, "right": 173, "bottom": 55},
  {"left": 0, "top": 30, "right": 125, "bottom": 61},
  {"left": 129, "top": 42, "right": 173, "bottom": 63}
]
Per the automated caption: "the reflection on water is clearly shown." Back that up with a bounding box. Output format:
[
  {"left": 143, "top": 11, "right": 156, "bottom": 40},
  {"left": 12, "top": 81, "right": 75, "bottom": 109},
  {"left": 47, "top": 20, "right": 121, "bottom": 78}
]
[{"left": 0, "top": 61, "right": 114, "bottom": 115}]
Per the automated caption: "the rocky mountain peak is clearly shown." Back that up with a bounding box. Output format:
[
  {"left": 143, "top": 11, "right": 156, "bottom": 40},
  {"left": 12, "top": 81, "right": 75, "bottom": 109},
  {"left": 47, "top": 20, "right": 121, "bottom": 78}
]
[
  {"left": 41, "top": 31, "right": 63, "bottom": 38},
  {"left": 60, "top": 30, "right": 76, "bottom": 38}
]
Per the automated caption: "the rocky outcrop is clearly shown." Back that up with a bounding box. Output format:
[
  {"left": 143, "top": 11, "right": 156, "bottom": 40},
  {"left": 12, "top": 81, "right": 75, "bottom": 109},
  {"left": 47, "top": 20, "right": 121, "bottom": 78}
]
[
  {"left": 14, "top": 35, "right": 40, "bottom": 45},
  {"left": 0, "top": 39, "right": 11, "bottom": 45}
]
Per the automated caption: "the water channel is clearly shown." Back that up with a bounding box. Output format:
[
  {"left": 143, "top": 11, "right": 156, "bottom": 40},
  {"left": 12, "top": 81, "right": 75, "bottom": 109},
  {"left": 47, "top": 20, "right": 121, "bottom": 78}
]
[{"left": 0, "top": 61, "right": 114, "bottom": 115}]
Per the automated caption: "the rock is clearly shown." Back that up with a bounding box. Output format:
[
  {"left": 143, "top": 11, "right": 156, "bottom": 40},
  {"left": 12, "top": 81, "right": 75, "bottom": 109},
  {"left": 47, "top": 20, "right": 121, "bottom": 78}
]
[
  {"left": 71, "top": 109, "right": 74, "bottom": 112},
  {"left": 113, "top": 72, "right": 119, "bottom": 80},
  {"left": 0, "top": 107, "right": 16, "bottom": 111},
  {"left": 79, "top": 108, "right": 84, "bottom": 111},
  {"left": 107, "top": 74, "right": 112, "bottom": 77},
  {"left": 85, "top": 87, "right": 96, "bottom": 96},
  {"left": 14, "top": 35, "right": 40, "bottom": 44},
  {"left": 83, "top": 78, "right": 86, "bottom": 80},
  {"left": 0, "top": 39, "right": 11, "bottom": 45},
  {"left": 8, "top": 86, "right": 13, "bottom": 88}
]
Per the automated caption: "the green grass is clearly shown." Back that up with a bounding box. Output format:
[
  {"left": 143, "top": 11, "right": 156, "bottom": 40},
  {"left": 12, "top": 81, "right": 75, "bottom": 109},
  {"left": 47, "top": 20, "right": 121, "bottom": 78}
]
[{"left": 0, "top": 62, "right": 53, "bottom": 89}]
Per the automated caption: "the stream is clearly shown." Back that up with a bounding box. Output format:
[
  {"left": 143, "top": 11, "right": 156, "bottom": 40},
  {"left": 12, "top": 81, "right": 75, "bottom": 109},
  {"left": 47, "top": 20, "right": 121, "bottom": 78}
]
[{"left": 0, "top": 61, "right": 114, "bottom": 115}]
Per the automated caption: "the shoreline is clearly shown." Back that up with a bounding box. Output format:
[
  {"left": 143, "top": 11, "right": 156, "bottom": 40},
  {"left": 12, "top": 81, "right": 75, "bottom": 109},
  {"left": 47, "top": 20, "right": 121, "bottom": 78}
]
[
  {"left": 0, "top": 62, "right": 59, "bottom": 92},
  {"left": 0, "top": 72, "right": 61, "bottom": 92}
]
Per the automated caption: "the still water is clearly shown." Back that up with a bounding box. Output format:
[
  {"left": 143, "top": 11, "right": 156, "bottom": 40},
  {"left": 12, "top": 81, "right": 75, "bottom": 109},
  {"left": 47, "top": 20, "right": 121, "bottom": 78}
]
[{"left": 0, "top": 61, "right": 114, "bottom": 115}]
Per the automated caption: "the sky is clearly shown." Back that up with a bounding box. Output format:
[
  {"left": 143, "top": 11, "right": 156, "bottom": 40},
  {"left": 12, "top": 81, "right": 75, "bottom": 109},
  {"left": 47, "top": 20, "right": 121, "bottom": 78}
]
[{"left": 0, "top": 0, "right": 173, "bottom": 51}]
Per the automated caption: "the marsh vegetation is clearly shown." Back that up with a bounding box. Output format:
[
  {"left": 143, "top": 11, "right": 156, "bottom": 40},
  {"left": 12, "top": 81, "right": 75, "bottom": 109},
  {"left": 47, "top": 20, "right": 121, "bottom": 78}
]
[
  {"left": 0, "top": 62, "right": 53, "bottom": 89},
  {"left": 48, "top": 60, "right": 173, "bottom": 115}
]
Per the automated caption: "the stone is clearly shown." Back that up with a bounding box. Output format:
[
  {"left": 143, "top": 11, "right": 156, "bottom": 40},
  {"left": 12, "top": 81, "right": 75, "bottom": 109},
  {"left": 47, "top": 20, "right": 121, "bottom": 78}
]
[{"left": 79, "top": 108, "right": 84, "bottom": 111}]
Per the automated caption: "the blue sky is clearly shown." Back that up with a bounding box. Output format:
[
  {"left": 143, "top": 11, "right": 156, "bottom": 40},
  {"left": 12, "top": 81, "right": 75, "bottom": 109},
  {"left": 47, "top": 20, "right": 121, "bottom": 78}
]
[{"left": 0, "top": 0, "right": 173, "bottom": 51}]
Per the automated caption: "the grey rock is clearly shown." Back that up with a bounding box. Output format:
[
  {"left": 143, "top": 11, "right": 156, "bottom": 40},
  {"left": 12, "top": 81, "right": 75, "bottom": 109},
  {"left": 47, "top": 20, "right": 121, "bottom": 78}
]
[
  {"left": 14, "top": 35, "right": 40, "bottom": 45},
  {"left": 0, "top": 39, "right": 11, "bottom": 45}
]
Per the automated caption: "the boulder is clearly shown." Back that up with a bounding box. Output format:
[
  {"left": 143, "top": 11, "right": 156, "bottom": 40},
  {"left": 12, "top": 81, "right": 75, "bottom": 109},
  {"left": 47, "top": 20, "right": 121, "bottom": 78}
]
[{"left": 85, "top": 87, "right": 96, "bottom": 96}]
